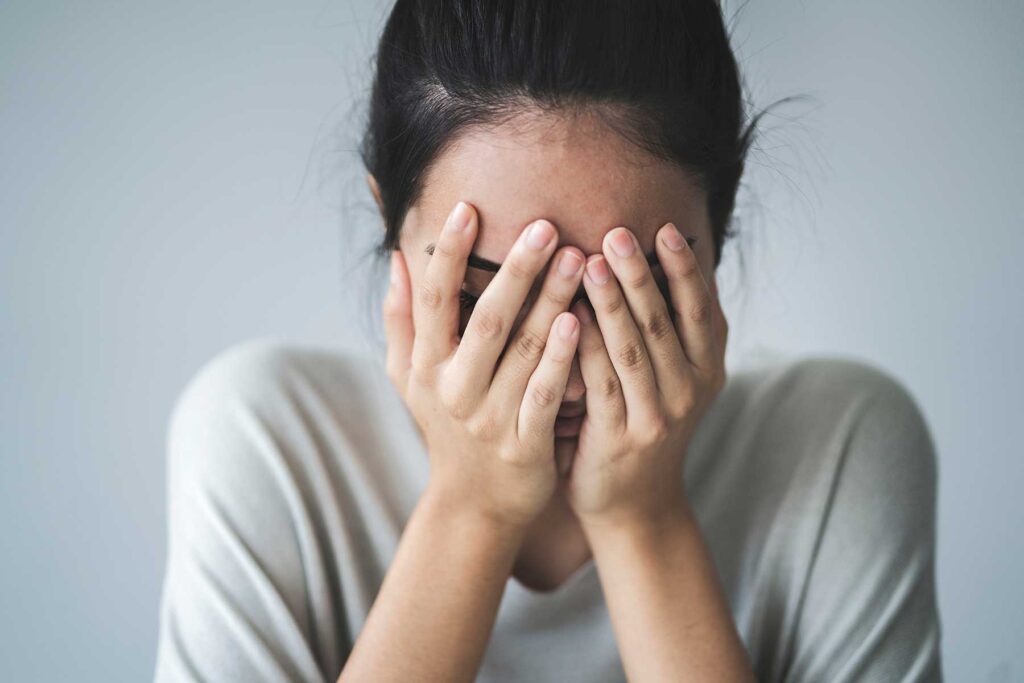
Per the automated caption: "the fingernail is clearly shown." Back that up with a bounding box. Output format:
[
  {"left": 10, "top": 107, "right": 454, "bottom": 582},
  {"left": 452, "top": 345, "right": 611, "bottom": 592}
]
[
  {"left": 585, "top": 255, "right": 610, "bottom": 284},
  {"left": 558, "top": 251, "right": 584, "bottom": 277},
  {"left": 558, "top": 313, "right": 579, "bottom": 339},
  {"left": 447, "top": 202, "right": 472, "bottom": 233},
  {"left": 662, "top": 223, "right": 685, "bottom": 251},
  {"left": 609, "top": 229, "right": 636, "bottom": 258},
  {"left": 526, "top": 220, "right": 554, "bottom": 250}
]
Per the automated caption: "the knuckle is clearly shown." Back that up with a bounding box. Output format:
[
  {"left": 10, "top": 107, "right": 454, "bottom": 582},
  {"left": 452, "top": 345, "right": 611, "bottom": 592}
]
[
  {"left": 541, "top": 286, "right": 566, "bottom": 309},
  {"left": 625, "top": 269, "right": 650, "bottom": 290},
  {"left": 602, "top": 295, "right": 626, "bottom": 316},
  {"left": 417, "top": 281, "right": 443, "bottom": 311},
  {"left": 505, "top": 257, "right": 535, "bottom": 283},
  {"left": 471, "top": 308, "right": 505, "bottom": 341},
  {"left": 409, "top": 360, "right": 434, "bottom": 387},
  {"left": 529, "top": 381, "right": 560, "bottom": 411},
  {"left": 496, "top": 443, "right": 527, "bottom": 467},
  {"left": 616, "top": 339, "right": 648, "bottom": 370},
  {"left": 643, "top": 310, "right": 675, "bottom": 342},
  {"left": 598, "top": 372, "right": 622, "bottom": 401},
  {"left": 439, "top": 384, "right": 472, "bottom": 418},
  {"left": 434, "top": 238, "right": 461, "bottom": 259},
  {"left": 688, "top": 295, "right": 713, "bottom": 326},
  {"left": 645, "top": 416, "right": 669, "bottom": 443},
  {"left": 676, "top": 250, "right": 700, "bottom": 277},
  {"left": 664, "top": 399, "right": 685, "bottom": 421},
  {"left": 466, "top": 410, "right": 499, "bottom": 439},
  {"left": 677, "top": 386, "right": 698, "bottom": 414},
  {"left": 513, "top": 328, "right": 547, "bottom": 364}
]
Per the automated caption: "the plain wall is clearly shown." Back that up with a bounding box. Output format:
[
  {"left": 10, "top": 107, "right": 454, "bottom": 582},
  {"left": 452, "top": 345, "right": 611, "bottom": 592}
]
[{"left": 1, "top": 1, "right": 1021, "bottom": 680}]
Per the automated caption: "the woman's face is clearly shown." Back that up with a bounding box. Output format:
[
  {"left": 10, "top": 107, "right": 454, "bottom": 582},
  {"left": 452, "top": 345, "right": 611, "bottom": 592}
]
[{"left": 375, "top": 110, "right": 715, "bottom": 444}]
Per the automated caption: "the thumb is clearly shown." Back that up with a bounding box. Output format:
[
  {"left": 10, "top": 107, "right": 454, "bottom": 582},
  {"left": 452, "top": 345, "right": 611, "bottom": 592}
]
[{"left": 383, "top": 249, "right": 414, "bottom": 395}]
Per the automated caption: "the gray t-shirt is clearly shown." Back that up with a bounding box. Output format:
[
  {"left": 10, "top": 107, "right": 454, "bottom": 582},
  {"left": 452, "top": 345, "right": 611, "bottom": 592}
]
[{"left": 153, "top": 339, "right": 943, "bottom": 682}]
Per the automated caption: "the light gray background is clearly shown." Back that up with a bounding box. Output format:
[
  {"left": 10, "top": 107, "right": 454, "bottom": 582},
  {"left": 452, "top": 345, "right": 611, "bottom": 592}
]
[{"left": 2, "top": 1, "right": 1021, "bottom": 680}]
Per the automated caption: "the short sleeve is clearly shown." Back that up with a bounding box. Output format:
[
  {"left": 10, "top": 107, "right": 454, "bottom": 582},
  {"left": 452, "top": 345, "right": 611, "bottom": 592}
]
[
  {"left": 153, "top": 341, "right": 344, "bottom": 683},
  {"left": 786, "top": 361, "right": 943, "bottom": 682}
]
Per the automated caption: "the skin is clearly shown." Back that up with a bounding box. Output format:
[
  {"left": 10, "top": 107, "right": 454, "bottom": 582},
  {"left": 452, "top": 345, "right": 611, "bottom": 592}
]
[
  {"left": 339, "top": 110, "right": 753, "bottom": 682},
  {"left": 394, "top": 110, "right": 719, "bottom": 585}
]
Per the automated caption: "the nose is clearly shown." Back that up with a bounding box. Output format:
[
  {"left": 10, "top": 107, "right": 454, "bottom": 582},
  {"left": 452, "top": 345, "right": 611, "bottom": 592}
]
[{"left": 563, "top": 352, "right": 586, "bottom": 403}]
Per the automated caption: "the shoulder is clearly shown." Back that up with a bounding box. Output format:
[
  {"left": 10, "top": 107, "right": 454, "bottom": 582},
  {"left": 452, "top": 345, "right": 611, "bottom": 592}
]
[
  {"left": 746, "top": 357, "right": 944, "bottom": 679},
  {"left": 727, "top": 352, "right": 935, "bottom": 467},
  {"left": 786, "top": 354, "right": 927, "bottom": 415},
  {"left": 166, "top": 338, "right": 393, "bottom": 498},
  {"left": 703, "top": 355, "right": 943, "bottom": 678},
  {"left": 731, "top": 351, "right": 928, "bottom": 421},
  {"left": 171, "top": 338, "right": 380, "bottom": 416},
  {"left": 697, "top": 351, "right": 938, "bottom": 529},
  {"left": 158, "top": 339, "right": 381, "bottom": 681},
  {"left": 772, "top": 354, "right": 936, "bottom": 480},
  {"left": 734, "top": 352, "right": 939, "bottom": 537},
  {"left": 169, "top": 337, "right": 388, "bottom": 438}
]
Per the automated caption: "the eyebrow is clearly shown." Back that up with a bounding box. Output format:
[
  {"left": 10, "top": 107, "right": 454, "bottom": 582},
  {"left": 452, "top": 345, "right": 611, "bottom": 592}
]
[{"left": 423, "top": 236, "right": 697, "bottom": 273}]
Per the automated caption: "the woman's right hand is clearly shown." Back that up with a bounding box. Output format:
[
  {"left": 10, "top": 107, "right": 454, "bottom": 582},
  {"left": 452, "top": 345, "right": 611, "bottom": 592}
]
[{"left": 382, "top": 201, "right": 586, "bottom": 531}]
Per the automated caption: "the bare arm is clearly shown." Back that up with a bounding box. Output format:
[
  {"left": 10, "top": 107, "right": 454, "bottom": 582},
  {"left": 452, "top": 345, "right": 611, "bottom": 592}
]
[
  {"left": 583, "top": 502, "right": 754, "bottom": 682},
  {"left": 567, "top": 223, "right": 753, "bottom": 680},
  {"left": 338, "top": 484, "right": 525, "bottom": 683},
  {"left": 355, "top": 202, "right": 586, "bottom": 681}
]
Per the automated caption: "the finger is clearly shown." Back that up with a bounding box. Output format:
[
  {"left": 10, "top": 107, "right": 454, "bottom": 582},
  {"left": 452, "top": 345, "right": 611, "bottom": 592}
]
[
  {"left": 411, "top": 201, "right": 476, "bottom": 372},
  {"left": 603, "top": 226, "right": 690, "bottom": 402},
  {"left": 582, "top": 253, "right": 660, "bottom": 427},
  {"left": 572, "top": 299, "right": 626, "bottom": 431},
  {"left": 449, "top": 219, "right": 560, "bottom": 397},
  {"left": 517, "top": 312, "right": 580, "bottom": 446},
  {"left": 382, "top": 249, "right": 414, "bottom": 392},
  {"left": 490, "top": 246, "right": 585, "bottom": 407},
  {"left": 656, "top": 222, "right": 717, "bottom": 377}
]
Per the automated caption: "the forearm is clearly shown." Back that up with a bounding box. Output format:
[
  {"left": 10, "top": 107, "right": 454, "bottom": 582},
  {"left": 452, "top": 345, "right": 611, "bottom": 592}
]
[
  {"left": 338, "top": 483, "right": 525, "bottom": 683},
  {"left": 583, "top": 499, "right": 754, "bottom": 682}
]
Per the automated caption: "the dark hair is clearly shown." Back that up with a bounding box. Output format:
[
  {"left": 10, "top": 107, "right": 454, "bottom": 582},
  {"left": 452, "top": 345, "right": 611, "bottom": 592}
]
[{"left": 359, "top": 0, "right": 783, "bottom": 270}]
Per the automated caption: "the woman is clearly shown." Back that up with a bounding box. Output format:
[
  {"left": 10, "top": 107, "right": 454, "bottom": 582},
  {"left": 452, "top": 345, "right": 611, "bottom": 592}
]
[{"left": 154, "top": 1, "right": 943, "bottom": 681}]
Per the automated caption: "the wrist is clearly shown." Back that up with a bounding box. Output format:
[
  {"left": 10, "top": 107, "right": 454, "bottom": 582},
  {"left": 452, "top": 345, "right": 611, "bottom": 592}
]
[
  {"left": 579, "top": 492, "right": 696, "bottom": 546},
  {"left": 420, "top": 481, "right": 531, "bottom": 550}
]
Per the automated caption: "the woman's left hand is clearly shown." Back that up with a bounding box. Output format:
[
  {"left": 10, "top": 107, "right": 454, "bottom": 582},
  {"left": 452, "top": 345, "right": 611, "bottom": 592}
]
[{"left": 565, "top": 223, "right": 728, "bottom": 530}]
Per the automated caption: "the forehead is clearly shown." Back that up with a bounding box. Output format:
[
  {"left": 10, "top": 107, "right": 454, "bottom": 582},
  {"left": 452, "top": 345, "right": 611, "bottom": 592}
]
[{"left": 406, "top": 110, "right": 709, "bottom": 260}]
